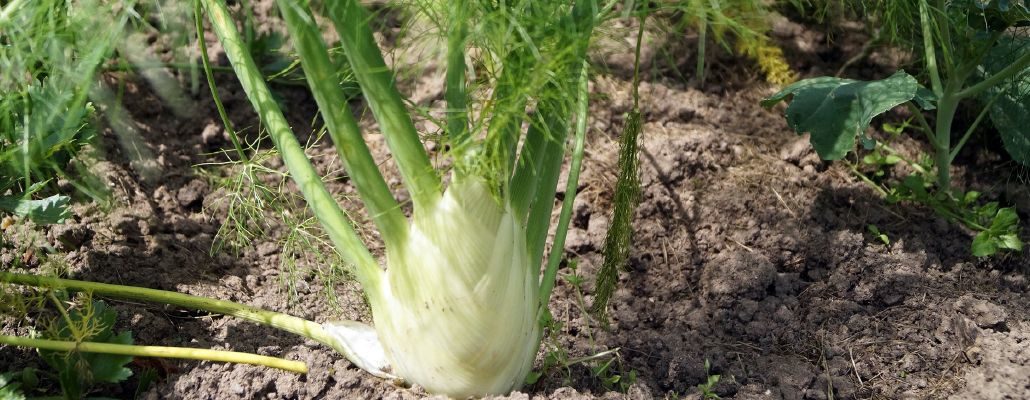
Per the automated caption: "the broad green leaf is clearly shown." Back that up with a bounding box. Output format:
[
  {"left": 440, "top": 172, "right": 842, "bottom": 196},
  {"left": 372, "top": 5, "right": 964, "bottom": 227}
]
[
  {"left": 998, "top": 234, "right": 1024, "bottom": 251},
  {"left": 990, "top": 207, "right": 1020, "bottom": 231},
  {"left": 761, "top": 71, "right": 928, "bottom": 160},
  {"left": 971, "top": 231, "right": 998, "bottom": 257},
  {"left": 0, "top": 194, "right": 71, "bottom": 224},
  {"left": 982, "top": 35, "right": 1030, "bottom": 165}
]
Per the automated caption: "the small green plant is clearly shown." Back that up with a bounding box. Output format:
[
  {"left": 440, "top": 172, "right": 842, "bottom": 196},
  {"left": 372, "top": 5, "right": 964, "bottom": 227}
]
[
  {"left": 866, "top": 224, "right": 891, "bottom": 246},
  {"left": 529, "top": 260, "right": 636, "bottom": 393},
  {"left": 38, "top": 296, "right": 135, "bottom": 400},
  {"left": 762, "top": 0, "right": 1029, "bottom": 257},
  {"left": 590, "top": 355, "right": 637, "bottom": 392},
  {"left": 697, "top": 359, "right": 721, "bottom": 399}
]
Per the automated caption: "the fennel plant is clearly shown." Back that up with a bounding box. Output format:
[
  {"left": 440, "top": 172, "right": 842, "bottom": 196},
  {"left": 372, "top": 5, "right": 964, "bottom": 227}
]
[{"left": 1, "top": 0, "right": 611, "bottom": 397}]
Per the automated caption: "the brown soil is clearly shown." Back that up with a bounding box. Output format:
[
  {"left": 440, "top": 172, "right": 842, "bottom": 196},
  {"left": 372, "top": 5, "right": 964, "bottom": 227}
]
[{"left": 3, "top": 7, "right": 1030, "bottom": 400}]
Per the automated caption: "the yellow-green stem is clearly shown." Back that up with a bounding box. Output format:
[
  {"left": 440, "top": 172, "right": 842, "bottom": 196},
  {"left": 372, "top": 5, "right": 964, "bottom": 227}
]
[
  {"left": 0, "top": 335, "right": 307, "bottom": 373},
  {"left": 0, "top": 272, "right": 346, "bottom": 357}
]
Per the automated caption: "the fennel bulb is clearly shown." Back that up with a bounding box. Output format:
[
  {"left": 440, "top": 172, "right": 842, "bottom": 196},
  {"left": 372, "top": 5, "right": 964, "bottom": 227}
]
[{"left": 372, "top": 177, "right": 541, "bottom": 398}]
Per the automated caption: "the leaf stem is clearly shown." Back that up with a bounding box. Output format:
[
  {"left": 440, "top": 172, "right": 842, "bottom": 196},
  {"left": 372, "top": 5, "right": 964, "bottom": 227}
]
[
  {"left": 444, "top": 0, "right": 469, "bottom": 145},
  {"left": 0, "top": 335, "right": 307, "bottom": 373},
  {"left": 905, "top": 102, "right": 938, "bottom": 144},
  {"left": 201, "top": 0, "right": 382, "bottom": 288},
  {"left": 195, "top": 0, "right": 248, "bottom": 163},
  {"left": 538, "top": 60, "right": 590, "bottom": 312},
  {"left": 0, "top": 272, "right": 349, "bottom": 364},
  {"left": 324, "top": 0, "right": 441, "bottom": 214},
  {"left": 933, "top": 93, "right": 960, "bottom": 192},
  {"left": 276, "top": 0, "right": 406, "bottom": 244},
  {"left": 950, "top": 90, "right": 1003, "bottom": 161},
  {"left": 919, "top": 0, "right": 943, "bottom": 97},
  {"left": 955, "top": 50, "right": 1030, "bottom": 99}
]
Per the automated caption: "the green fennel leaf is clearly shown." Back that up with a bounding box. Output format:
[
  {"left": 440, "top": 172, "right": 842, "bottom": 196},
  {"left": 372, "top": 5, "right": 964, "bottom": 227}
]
[{"left": 761, "top": 71, "right": 930, "bottom": 160}]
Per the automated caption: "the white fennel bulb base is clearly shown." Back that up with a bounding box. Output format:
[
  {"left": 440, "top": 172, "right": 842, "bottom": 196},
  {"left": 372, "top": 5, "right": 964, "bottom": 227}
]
[{"left": 372, "top": 176, "right": 541, "bottom": 398}]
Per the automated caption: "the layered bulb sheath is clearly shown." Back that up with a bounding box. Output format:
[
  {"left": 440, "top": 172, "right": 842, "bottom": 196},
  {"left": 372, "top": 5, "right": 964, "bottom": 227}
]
[{"left": 371, "top": 177, "right": 541, "bottom": 398}]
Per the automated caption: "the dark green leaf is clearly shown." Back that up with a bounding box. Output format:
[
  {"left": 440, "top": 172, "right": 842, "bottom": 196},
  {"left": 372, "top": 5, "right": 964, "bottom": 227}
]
[
  {"left": 17, "top": 369, "right": 35, "bottom": 392},
  {"left": 761, "top": 71, "right": 925, "bottom": 160},
  {"left": 85, "top": 330, "right": 134, "bottom": 384},
  {"left": 982, "top": 36, "right": 1030, "bottom": 165}
]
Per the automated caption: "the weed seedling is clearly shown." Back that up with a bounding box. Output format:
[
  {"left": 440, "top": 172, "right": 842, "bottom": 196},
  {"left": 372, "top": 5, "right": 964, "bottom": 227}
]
[{"left": 697, "top": 359, "right": 721, "bottom": 399}]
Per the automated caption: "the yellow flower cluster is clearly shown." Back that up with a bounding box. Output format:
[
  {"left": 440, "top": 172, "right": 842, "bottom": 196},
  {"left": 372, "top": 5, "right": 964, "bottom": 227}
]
[{"left": 739, "top": 39, "right": 797, "bottom": 86}]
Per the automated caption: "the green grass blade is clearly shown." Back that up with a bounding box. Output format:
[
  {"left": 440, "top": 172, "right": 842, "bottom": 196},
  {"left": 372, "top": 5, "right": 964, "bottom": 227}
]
[
  {"left": 200, "top": 0, "right": 381, "bottom": 289},
  {"left": 276, "top": 0, "right": 406, "bottom": 244},
  {"left": 324, "top": 0, "right": 441, "bottom": 214}
]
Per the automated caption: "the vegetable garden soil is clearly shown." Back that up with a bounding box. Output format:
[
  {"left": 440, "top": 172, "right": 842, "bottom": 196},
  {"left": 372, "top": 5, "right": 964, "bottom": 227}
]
[{"left": 3, "top": 11, "right": 1030, "bottom": 400}]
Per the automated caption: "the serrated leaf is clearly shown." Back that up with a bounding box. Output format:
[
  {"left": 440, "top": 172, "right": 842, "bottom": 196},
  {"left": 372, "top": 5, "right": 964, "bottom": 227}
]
[
  {"left": 85, "top": 330, "right": 134, "bottom": 384},
  {"left": 762, "top": 71, "right": 926, "bottom": 160},
  {"left": 972, "top": 231, "right": 999, "bottom": 257},
  {"left": 0, "top": 194, "right": 72, "bottom": 224}
]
